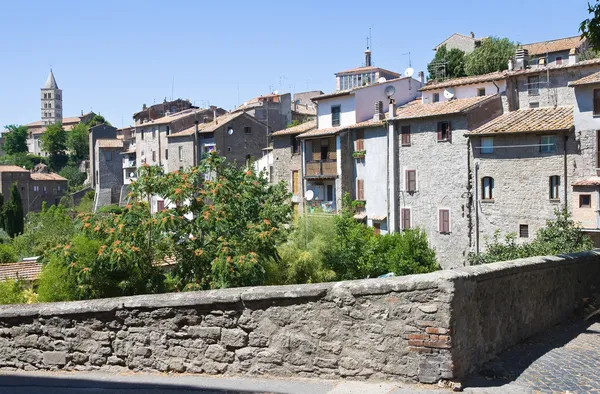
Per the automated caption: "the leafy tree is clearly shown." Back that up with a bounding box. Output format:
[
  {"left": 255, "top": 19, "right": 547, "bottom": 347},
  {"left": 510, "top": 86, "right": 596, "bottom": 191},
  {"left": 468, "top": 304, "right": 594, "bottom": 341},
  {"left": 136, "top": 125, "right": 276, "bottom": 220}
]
[
  {"left": 464, "top": 37, "right": 516, "bottom": 76},
  {"left": 59, "top": 165, "right": 87, "bottom": 189},
  {"left": 0, "top": 280, "right": 26, "bottom": 305},
  {"left": 0, "top": 193, "right": 5, "bottom": 231},
  {"left": 40, "top": 123, "right": 68, "bottom": 171},
  {"left": 85, "top": 115, "right": 111, "bottom": 128},
  {"left": 0, "top": 153, "right": 48, "bottom": 170},
  {"left": 4, "top": 184, "right": 24, "bottom": 238},
  {"left": 66, "top": 123, "right": 89, "bottom": 161},
  {"left": 0, "top": 244, "right": 17, "bottom": 264},
  {"left": 37, "top": 255, "right": 78, "bottom": 302},
  {"left": 581, "top": 0, "right": 600, "bottom": 51},
  {"left": 427, "top": 44, "right": 467, "bottom": 81},
  {"left": 3, "top": 125, "right": 28, "bottom": 155}
]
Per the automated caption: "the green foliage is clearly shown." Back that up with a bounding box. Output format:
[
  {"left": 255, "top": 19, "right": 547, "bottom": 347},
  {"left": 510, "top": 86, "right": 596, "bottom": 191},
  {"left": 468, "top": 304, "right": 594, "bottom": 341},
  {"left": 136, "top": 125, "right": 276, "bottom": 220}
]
[
  {"left": 265, "top": 216, "right": 336, "bottom": 285},
  {"left": 12, "top": 204, "right": 76, "bottom": 258},
  {"left": 66, "top": 123, "right": 89, "bottom": 162},
  {"left": 427, "top": 44, "right": 467, "bottom": 81},
  {"left": 59, "top": 165, "right": 86, "bottom": 189},
  {"left": 4, "top": 184, "right": 24, "bottom": 238},
  {"left": 0, "top": 280, "right": 26, "bottom": 305},
  {"left": 579, "top": 47, "right": 600, "bottom": 61},
  {"left": 0, "top": 153, "right": 48, "bottom": 170},
  {"left": 3, "top": 125, "right": 28, "bottom": 155},
  {"left": 469, "top": 209, "right": 594, "bottom": 265},
  {"left": 0, "top": 193, "right": 4, "bottom": 231},
  {"left": 37, "top": 256, "right": 77, "bottom": 302},
  {"left": 74, "top": 190, "right": 95, "bottom": 213},
  {"left": 40, "top": 123, "right": 68, "bottom": 171},
  {"left": 464, "top": 37, "right": 517, "bottom": 76},
  {"left": 287, "top": 120, "right": 301, "bottom": 128},
  {"left": 0, "top": 244, "right": 17, "bottom": 264},
  {"left": 85, "top": 115, "right": 111, "bottom": 128},
  {"left": 581, "top": 1, "right": 600, "bottom": 51}
]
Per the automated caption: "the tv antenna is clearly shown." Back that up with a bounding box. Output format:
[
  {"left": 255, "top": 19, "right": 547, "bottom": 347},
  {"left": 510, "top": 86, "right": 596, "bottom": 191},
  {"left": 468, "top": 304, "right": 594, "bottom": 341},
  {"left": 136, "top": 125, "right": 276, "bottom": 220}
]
[{"left": 402, "top": 52, "right": 412, "bottom": 68}]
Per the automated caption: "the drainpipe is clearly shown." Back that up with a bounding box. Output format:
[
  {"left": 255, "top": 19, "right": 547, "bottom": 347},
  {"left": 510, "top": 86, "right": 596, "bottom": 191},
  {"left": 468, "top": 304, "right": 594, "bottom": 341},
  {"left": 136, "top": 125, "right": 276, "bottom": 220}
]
[
  {"left": 563, "top": 133, "right": 569, "bottom": 211},
  {"left": 492, "top": 80, "right": 500, "bottom": 94},
  {"left": 387, "top": 98, "right": 397, "bottom": 232},
  {"left": 474, "top": 160, "right": 480, "bottom": 254},
  {"left": 194, "top": 120, "right": 199, "bottom": 166}
]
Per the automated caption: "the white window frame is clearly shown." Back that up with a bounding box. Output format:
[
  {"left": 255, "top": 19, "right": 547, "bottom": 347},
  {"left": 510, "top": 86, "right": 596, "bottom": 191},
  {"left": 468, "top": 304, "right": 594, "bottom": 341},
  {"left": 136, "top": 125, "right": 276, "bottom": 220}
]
[
  {"left": 481, "top": 137, "right": 494, "bottom": 154},
  {"left": 438, "top": 208, "right": 452, "bottom": 234},
  {"left": 33, "top": 185, "right": 39, "bottom": 192}
]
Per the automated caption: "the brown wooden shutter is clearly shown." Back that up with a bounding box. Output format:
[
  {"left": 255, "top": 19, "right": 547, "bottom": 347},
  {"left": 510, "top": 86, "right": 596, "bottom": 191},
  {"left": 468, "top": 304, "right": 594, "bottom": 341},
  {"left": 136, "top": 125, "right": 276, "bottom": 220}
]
[
  {"left": 406, "top": 170, "right": 416, "bottom": 192},
  {"left": 373, "top": 222, "right": 381, "bottom": 235},
  {"left": 355, "top": 130, "right": 364, "bottom": 151},
  {"left": 357, "top": 179, "right": 364, "bottom": 200},
  {"left": 437, "top": 122, "right": 442, "bottom": 141},
  {"left": 402, "top": 208, "right": 411, "bottom": 230},
  {"left": 292, "top": 171, "right": 299, "bottom": 194},
  {"left": 157, "top": 200, "right": 165, "bottom": 212},
  {"left": 401, "top": 126, "right": 411, "bottom": 146},
  {"left": 439, "top": 209, "right": 450, "bottom": 233},
  {"left": 447, "top": 122, "right": 452, "bottom": 142}
]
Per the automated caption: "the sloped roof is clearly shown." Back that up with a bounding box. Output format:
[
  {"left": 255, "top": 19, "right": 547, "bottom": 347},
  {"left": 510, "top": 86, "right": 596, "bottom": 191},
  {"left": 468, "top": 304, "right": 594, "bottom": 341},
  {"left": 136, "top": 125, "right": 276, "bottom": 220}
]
[
  {"left": 135, "top": 108, "right": 206, "bottom": 128},
  {"left": 271, "top": 120, "right": 317, "bottom": 137},
  {"left": 97, "top": 139, "right": 124, "bottom": 148},
  {"left": 0, "top": 261, "right": 42, "bottom": 281},
  {"left": 508, "top": 57, "right": 600, "bottom": 77},
  {"left": 467, "top": 106, "right": 573, "bottom": 135},
  {"left": 420, "top": 71, "right": 507, "bottom": 92},
  {"left": 44, "top": 70, "right": 58, "bottom": 89},
  {"left": 522, "top": 36, "right": 585, "bottom": 56},
  {"left": 168, "top": 112, "right": 265, "bottom": 138},
  {"left": 394, "top": 95, "right": 496, "bottom": 120},
  {"left": 297, "top": 119, "right": 385, "bottom": 139},
  {"left": 0, "top": 165, "right": 28, "bottom": 172},
  {"left": 572, "top": 177, "right": 600, "bottom": 186},
  {"left": 568, "top": 70, "right": 600, "bottom": 87},
  {"left": 30, "top": 172, "right": 67, "bottom": 181},
  {"left": 434, "top": 33, "right": 486, "bottom": 50}
]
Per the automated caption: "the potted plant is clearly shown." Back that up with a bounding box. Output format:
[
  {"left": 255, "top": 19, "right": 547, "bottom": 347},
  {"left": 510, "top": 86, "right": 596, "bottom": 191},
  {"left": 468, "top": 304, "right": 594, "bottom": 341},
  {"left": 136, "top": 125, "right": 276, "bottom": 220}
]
[{"left": 352, "top": 150, "right": 366, "bottom": 159}]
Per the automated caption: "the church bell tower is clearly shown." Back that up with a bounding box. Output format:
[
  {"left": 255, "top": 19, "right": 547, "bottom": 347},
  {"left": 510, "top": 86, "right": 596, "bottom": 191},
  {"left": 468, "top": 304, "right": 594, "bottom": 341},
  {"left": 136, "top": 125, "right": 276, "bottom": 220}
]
[{"left": 41, "top": 69, "right": 63, "bottom": 125}]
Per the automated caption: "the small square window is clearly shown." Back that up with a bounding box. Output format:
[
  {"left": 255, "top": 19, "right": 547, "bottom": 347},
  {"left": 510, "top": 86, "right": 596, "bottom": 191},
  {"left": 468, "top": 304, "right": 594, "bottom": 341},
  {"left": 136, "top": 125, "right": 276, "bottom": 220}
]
[
  {"left": 540, "top": 135, "right": 556, "bottom": 153},
  {"left": 433, "top": 93, "right": 440, "bottom": 103},
  {"left": 481, "top": 137, "right": 493, "bottom": 154},
  {"left": 244, "top": 126, "right": 252, "bottom": 134},
  {"left": 477, "top": 88, "right": 485, "bottom": 96},
  {"left": 519, "top": 224, "right": 529, "bottom": 238},
  {"left": 580, "top": 194, "right": 592, "bottom": 208},
  {"left": 105, "top": 151, "right": 112, "bottom": 161},
  {"left": 530, "top": 102, "right": 540, "bottom": 108},
  {"left": 437, "top": 122, "right": 451, "bottom": 142},
  {"left": 555, "top": 56, "right": 563, "bottom": 65}
]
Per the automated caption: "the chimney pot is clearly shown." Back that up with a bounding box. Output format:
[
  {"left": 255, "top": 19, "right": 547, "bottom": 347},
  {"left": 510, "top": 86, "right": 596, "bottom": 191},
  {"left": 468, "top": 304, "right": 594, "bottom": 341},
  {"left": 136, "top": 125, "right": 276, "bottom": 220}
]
[
  {"left": 569, "top": 48, "right": 579, "bottom": 65},
  {"left": 470, "top": 31, "right": 475, "bottom": 38},
  {"left": 417, "top": 71, "right": 425, "bottom": 85},
  {"left": 365, "top": 49, "right": 372, "bottom": 67}
]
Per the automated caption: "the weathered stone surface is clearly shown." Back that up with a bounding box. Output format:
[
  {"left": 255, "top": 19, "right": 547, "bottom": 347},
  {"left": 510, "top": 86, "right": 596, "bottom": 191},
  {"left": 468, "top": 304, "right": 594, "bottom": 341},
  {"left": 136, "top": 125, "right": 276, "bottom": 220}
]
[
  {"left": 188, "top": 327, "right": 220, "bottom": 340},
  {"left": 221, "top": 329, "right": 247, "bottom": 349},
  {"left": 42, "top": 351, "right": 67, "bottom": 366}
]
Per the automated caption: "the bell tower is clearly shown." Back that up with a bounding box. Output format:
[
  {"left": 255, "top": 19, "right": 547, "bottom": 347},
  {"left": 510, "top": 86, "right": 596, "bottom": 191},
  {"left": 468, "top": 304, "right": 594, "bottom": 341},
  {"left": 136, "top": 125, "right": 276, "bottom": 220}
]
[{"left": 41, "top": 69, "right": 63, "bottom": 125}]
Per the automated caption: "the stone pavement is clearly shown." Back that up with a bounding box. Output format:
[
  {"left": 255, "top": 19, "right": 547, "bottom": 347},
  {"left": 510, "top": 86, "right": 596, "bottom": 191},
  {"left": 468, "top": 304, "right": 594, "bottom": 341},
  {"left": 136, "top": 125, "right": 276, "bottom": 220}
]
[{"left": 465, "top": 318, "right": 600, "bottom": 393}]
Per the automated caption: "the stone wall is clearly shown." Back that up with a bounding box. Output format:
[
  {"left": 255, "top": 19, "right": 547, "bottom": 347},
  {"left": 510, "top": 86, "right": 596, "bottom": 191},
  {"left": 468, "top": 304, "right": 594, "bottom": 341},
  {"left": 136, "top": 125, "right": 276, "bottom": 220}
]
[{"left": 0, "top": 251, "right": 598, "bottom": 383}]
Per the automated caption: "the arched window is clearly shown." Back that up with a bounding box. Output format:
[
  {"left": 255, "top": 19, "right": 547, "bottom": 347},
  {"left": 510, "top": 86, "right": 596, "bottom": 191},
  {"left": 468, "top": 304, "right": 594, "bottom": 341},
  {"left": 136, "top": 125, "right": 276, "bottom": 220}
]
[
  {"left": 482, "top": 177, "right": 494, "bottom": 200},
  {"left": 48, "top": 93, "right": 52, "bottom": 99},
  {"left": 48, "top": 103, "right": 51, "bottom": 108}
]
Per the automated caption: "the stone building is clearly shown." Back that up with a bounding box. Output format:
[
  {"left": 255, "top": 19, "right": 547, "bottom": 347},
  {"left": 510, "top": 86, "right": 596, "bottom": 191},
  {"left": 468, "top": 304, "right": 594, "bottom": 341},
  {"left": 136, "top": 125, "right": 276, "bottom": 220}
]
[
  {"left": 233, "top": 93, "right": 292, "bottom": 135},
  {"left": 88, "top": 124, "right": 119, "bottom": 187},
  {"left": 433, "top": 32, "right": 486, "bottom": 54},
  {"left": 522, "top": 35, "right": 588, "bottom": 67},
  {"left": 335, "top": 48, "right": 400, "bottom": 91},
  {"left": 93, "top": 139, "right": 124, "bottom": 211}
]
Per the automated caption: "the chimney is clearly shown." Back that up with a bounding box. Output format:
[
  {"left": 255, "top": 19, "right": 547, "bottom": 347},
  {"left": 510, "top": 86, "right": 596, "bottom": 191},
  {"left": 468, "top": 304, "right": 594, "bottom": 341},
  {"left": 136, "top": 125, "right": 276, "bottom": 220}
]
[
  {"left": 508, "top": 58, "right": 514, "bottom": 71},
  {"left": 143, "top": 104, "right": 147, "bottom": 110},
  {"left": 569, "top": 48, "right": 579, "bottom": 65},
  {"left": 374, "top": 101, "right": 384, "bottom": 121},
  {"left": 213, "top": 109, "right": 217, "bottom": 121},
  {"left": 418, "top": 71, "right": 425, "bottom": 85},
  {"left": 470, "top": 31, "right": 475, "bottom": 38},
  {"left": 515, "top": 48, "right": 529, "bottom": 70},
  {"left": 388, "top": 98, "right": 396, "bottom": 120},
  {"left": 365, "top": 48, "right": 372, "bottom": 67}
]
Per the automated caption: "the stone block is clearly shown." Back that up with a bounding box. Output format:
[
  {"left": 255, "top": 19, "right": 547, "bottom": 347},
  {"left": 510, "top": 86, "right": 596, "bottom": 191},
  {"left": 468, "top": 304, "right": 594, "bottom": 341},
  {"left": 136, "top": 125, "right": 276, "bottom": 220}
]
[
  {"left": 221, "top": 328, "right": 248, "bottom": 349},
  {"left": 188, "top": 326, "right": 220, "bottom": 340},
  {"left": 43, "top": 352, "right": 67, "bottom": 366}
]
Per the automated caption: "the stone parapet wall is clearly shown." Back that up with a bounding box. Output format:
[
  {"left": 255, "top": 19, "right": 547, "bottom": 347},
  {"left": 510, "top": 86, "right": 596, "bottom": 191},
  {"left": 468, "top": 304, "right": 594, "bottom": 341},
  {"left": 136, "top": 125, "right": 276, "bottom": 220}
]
[{"left": 0, "top": 251, "right": 598, "bottom": 383}]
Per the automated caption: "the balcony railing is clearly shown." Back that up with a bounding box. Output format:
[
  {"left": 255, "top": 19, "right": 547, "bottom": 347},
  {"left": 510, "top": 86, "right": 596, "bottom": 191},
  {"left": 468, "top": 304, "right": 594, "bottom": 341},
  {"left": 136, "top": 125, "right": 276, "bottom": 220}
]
[{"left": 305, "top": 160, "right": 337, "bottom": 177}]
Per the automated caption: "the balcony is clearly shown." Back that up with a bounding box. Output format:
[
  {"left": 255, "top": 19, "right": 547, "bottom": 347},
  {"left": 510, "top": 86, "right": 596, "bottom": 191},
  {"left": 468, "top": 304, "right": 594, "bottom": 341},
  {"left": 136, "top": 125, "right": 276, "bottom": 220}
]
[
  {"left": 123, "top": 160, "right": 136, "bottom": 168},
  {"left": 305, "top": 160, "right": 337, "bottom": 177}
]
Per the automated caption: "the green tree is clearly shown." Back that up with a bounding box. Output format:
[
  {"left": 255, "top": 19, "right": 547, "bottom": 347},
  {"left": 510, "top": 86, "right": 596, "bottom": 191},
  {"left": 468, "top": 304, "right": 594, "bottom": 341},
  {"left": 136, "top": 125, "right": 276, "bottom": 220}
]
[
  {"left": 40, "top": 122, "right": 68, "bottom": 171},
  {"left": 0, "top": 280, "right": 26, "bottom": 305},
  {"left": 3, "top": 125, "right": 28, "bottom": 155},
  {"left": 464, "top": 37, "right": 516, "bottom": 76},
  {"left": 0, "top": 153, "right": 48, "bottom": 170},
  {"left": 581, "top": 0, "right": 600, "bottom": 51},
  {"left": 59, "top": 165, "right": 87, "bottom": 189},
  {"left": 66, "top": 123, "right": 89, "bottom": 161},
  {"left": 0, "top": 193, "right": 5, "bottom": 231},
  {"left": 4, "top": 184, "right": 24, "bottom": 238},
  {"left": 427, "top": 44, "right": 467, "bottom": 81},
  {"left": 85, "top": 115, "right": 111, "bottom": 128},
  {"left": 0, "top": 244, "right": 17, "bottom": 264},
  {"left": 37, "top": 255, "right": 78, "bottom": 302}
]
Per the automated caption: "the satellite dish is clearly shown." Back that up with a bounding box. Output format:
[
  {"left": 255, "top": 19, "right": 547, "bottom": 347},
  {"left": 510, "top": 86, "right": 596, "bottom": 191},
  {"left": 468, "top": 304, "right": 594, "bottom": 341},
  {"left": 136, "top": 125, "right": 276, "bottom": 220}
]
[
  {"left": 385, "top": 85, "right": 396, "bottom": 98},
  {"left": 305, "top": 190, "right": 314, "bottom": 201},
  {"left": 443, "top": 87, "right": 455, "bottom": 99},
  {"left": 227, "top": 127, "right": 234, "bottom": 135},
  {"left": 377, "top": 77, "right": 387, "bottom": 83},
  {"left": 404, "top": 67, "right": 415, "bottom": 77},
  {"left": 129, "top": 172, "right": 135, "bottom": 178},
  {"left": 273, "top": 90, "right": 279, "bottom": 95}
]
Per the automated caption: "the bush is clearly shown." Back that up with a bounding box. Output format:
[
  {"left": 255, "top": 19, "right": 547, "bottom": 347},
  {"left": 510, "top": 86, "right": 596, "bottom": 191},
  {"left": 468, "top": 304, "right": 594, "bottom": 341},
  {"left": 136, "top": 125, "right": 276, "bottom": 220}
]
[
  {"left": 59, "top": 165, "right": 87, "bottom": 189},
  {"left": 0, "top": 153, "right": 48, "bottom": 170},
  {"left": 0, "top": 244, "right": 17, "bottom": 264},
  {"left": 0, "top": 280, "right": 26, "bottom": 305},
  {"left": 37, "top": 256, "right": 77, "bottom": 302}
]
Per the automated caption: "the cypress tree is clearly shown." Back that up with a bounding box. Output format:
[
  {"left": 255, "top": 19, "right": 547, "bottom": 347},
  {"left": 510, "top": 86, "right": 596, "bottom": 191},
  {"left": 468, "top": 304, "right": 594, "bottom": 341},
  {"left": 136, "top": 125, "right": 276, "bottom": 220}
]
[
  {"left": 0, "top": 193, "right": 5, "bottom": 230},
  {"left": 5, "top": 184, "right": 24, "bottom": 237}
]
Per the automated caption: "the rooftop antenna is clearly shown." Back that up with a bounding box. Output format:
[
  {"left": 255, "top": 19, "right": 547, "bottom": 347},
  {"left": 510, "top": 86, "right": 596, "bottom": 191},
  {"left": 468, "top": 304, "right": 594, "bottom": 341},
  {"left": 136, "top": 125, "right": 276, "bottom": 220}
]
[{"left": 402, "top": 52, "right": 412, "bottom": 68}]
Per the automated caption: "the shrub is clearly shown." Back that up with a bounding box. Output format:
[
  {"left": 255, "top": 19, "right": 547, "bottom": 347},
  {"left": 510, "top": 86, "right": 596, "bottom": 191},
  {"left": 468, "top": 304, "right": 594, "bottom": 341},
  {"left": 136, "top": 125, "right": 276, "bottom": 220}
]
[
  {"left": 0, "top": 244, "right": 17, "bottom": 264},
  {"left": 0, "top": 280, "right": 26, "bottom": 305},
  {"left": 37, "top": 255, "right": 77, "bottom": 302}
]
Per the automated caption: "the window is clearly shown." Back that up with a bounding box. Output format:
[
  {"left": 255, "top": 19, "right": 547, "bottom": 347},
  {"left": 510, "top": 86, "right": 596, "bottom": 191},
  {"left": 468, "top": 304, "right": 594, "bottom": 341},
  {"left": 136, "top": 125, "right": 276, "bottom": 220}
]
[
  {"left": 179, "top": 146, "right": 183, "bottom": 161},
  {"left": 48, "top": 93, "right": 51, "bottom": 99},
  {"left": 244, "top": 126, "right": 252, "bottom": 134},
  {"left": 597, "top": 131, "right": 600, "bottom": 167},
  {"left": 555, "top": 56, "right": 563, "bottom": 65},
  {"left": 481, "top": 137, "right": 493, "bottom": 154},
  {"left": 152, "top": 151, "right": 156, "bottom": 162},
  {"left": 401, "top": 208, "right": 411, "bottom": 230},
  {"left": 439, "top": 209, "right": 450, "bottom": 233},
  {"left": 165, "top": 149, "right": 168, "bottom": 160},
  {"left": 291, "top": 136, "right": 300, "bottom": 154},
  {"left": 292, "top": 170, "right": 299, "bottom": 194},
  {"left": 594, "top": 89, "right": 600, "bottom": 116},
  {"left": 519, "top": 224, "right": 529, "bottom": 238},
  {"left": 355, "top": 130, "right": 364, "bottom": 151},
  {"left": 166, "top": 126, "right": 170, "bottom": 136},
  {"left": 406, "top": 170, "right": 417, "bottom": 192},
  {"left": 33, "top": 186, "right": 39, "bottom": 192},
  {"left": 105, "top": 151, "right": 112, "bottom": 161},
  {"left": 481, "top": 177, "right": 494, "bottom": 200},
  {"left": 331, "top": 106, "right": 341, "bottom": 127},
  {"left": 530, "top": 102, "right": 540, "bottom": 108},
  {"left": 58, "top": 185, "right": 61, "bottom": 191},
  {"left": 549, "top": 176, "right": 560, "bottom": 200},
  {"left": 477, "top": 88, "right": 485, "bottom": 96},
  {"left": 437, "top": 122, "right": 451, "bottom": 142},
  {"left": 43, "top": 186, "right": 47, "bottom": 192},
  {"left": 540, "top": 135, "right": 556, "bottom": 153},
  {"left": 141, "top": 129, "right": 144, "bottom": 140},
  {"left": 580, "top": 194, "right": 592, "bottom": 208},
  {"left": 401, "top": 126, "right": 411, "bottom": 146},
  {"left": 356, "top": 179, "right": 365, "bottom": 200},
  {"left": 373, "top": 222, "right": 381, "bottom": 235},
  {"left": 528, "top": 75, "right": 540, "bottom": 96},
  {"left": 326, "top": 184, "right": 334, "bottom": 201},
  {"left": 433, "top": 93, "right": 440, "bottom": 103},
  {"left": 157, "top": 200, "right": 165, "bottom": 212},
  {"left": 152, "top": 129, "right": 156, "bottom": 139}
]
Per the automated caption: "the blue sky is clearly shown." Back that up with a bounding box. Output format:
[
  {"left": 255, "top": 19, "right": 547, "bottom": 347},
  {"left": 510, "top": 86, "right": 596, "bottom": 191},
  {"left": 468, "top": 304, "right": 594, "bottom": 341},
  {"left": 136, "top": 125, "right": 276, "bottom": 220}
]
[{"left": 0, "top": 0, "right": 592, "bottom": 129}]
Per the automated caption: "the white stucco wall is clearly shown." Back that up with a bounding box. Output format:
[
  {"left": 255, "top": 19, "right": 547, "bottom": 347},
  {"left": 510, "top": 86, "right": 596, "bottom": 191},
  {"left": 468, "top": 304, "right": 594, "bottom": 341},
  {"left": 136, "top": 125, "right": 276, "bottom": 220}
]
[
  {"left": 574, "top": 85, "right": 600, "bottom": 131},
  {"left": 354, "top": 78, "right": 422, "bottom": 123},
  {"left": 422, "top": 80, "right": 507, "bottom": 104},
  {"left": 317, "top": 95, "right": 356, "bottom": 129}
]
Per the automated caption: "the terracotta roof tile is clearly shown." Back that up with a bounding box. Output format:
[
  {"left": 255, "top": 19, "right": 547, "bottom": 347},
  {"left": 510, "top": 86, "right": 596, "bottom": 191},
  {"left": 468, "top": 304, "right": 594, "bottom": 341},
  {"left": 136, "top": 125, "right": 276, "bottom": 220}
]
[
  {"left": 97, "top": 139, "right": 124, "bottom": 148},
  {"left": 467, "top": 106, "right": 573, "bottom": 135},
  {"left": 0, "top": 165, "right": 28, "bottom": 172},
  {"left": 522, "top": 36, "right": 585, "bottom": 56},
  {"left": 271, "top": 120, "right": 317, "bottom": 137},
  {"left": 419, "top": 71, "right": 507, "bottom": 92},
  {"left": 572, "top": 177, "right": 600, "bottom": 186},
  {"left": 507, "top": 57, "right": 600, "bottom": 77},
  {"left": 568, "top": 70, "right": 600, "bottom": 87},
  {"left": 0, "top": 261, "right": 42, "bottom": 281},
  {"left": 168, "top": 112, "right": 249, "bottom": 138},
  {"left": 297, "top": 118, "right": 385, "bottom": 139},
  {"left": 30, "top": 173, "right": 67, "bottom": 181},
  {"left": 135, "top": 109, "right": 207, "bottom": 128},
  {"left": 394, "top": 95, "right": 496, "bottom": 120}
]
